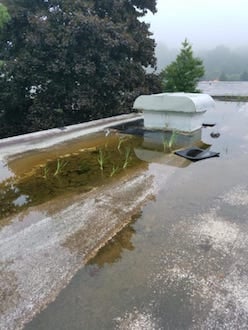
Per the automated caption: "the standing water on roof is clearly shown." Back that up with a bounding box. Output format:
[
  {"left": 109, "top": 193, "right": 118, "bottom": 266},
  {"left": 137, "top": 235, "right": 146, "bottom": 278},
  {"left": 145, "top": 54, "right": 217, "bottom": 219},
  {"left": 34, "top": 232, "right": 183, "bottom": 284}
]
[
  {"left": 0, "top": 133, "right": 145, "bottom": 224},
  {"left": 24, "top": 101, "right": 248, "bottom": 330},
  {"left": 0, "top": 118, "right": 212, "bottom": 225}
]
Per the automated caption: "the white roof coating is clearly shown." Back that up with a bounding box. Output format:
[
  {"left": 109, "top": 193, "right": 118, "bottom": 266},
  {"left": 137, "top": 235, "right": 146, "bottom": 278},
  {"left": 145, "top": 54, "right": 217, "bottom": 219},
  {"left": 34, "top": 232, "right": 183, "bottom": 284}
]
[{"left": 133, "top": 92, "right": 215, "bottom": 113}]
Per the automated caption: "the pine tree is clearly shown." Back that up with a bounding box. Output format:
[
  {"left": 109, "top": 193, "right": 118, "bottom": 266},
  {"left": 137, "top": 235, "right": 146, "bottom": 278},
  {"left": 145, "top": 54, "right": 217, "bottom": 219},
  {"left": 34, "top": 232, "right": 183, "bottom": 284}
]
[{"left": 160, "top": 39, "right": 205, "bottom": 93}]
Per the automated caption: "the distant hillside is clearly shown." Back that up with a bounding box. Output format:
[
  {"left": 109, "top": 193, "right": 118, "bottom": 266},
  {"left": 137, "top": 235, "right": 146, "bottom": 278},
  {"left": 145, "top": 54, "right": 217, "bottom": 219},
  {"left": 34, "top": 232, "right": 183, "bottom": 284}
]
[{"left": 155, "top": 43, "right": 248, "bottom": 81}]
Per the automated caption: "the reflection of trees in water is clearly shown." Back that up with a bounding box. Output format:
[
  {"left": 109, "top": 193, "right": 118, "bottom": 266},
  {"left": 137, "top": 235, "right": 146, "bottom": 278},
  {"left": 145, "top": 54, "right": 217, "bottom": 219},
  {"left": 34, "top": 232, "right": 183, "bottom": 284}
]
[{"left": 88, "top": 223, "right": 137, "bottom": 268}]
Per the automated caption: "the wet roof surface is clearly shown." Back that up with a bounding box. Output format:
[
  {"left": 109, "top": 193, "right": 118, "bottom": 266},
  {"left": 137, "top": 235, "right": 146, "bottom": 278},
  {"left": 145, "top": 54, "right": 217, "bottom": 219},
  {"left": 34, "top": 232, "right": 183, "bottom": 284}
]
[
  {"left": 0, "top": 102, "right": 248, "bottom": 330},
  {"left": 22, "top": 101, "right": 248, "bottom": 329}
]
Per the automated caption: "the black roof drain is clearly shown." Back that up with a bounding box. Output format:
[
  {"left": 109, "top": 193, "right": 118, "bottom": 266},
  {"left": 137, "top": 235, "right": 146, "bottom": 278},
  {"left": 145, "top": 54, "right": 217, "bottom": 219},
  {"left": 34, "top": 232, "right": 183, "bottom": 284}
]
[{"left": 175, "top": 147, "right": 220, "bottom": 161}]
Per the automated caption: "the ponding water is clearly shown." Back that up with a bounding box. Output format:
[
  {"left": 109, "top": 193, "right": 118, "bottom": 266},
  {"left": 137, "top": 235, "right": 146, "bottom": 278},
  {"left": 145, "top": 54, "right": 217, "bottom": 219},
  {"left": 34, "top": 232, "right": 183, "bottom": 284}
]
[
  {"left": 0, "top": 108, "right": 216, "bottom": 223},
  {"left": 24, "top": 101, "right": 248, "bottom": 330},
  {"left": 2, "top": 100, "right": 240, "bottom": 330}
]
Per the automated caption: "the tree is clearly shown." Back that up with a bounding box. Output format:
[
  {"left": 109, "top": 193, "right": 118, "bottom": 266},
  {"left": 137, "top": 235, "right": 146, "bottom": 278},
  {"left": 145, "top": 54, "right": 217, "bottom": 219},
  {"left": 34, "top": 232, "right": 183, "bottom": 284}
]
[
  {"left": 0, "top": 0, "right": 161, "bottom": 138},
  {"left": 160, "top": 39, "right": 205, "bottom": 93},
  {"left": 0, "top": 4, "right": 10, "bottom": 31}
]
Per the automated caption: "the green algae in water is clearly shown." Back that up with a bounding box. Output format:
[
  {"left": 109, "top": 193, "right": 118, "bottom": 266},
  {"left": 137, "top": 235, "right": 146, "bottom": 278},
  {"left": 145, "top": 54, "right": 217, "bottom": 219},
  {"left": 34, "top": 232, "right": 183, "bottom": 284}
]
[{"left": 0, "top": 134, "right": 144, "bottom": 221}]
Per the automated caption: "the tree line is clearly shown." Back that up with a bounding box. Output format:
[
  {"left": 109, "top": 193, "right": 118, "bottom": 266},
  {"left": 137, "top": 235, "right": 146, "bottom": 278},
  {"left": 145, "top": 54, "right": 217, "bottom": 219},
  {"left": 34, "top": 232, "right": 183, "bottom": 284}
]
[{"left": 156, "top": 43, "right": 248, "bottom": 81}]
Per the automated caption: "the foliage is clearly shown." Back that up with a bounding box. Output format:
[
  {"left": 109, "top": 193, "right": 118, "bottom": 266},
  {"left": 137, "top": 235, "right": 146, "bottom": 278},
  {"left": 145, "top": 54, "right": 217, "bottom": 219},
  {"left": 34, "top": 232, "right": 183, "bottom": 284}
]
[
  {"left": 162, "top": 130, "right": 177, "bottom": 152},
  {"left": 122, "top": 146, "right": 131, "bottom": 168},
  {"left": 0, "top": 0, "right": 161, "bottom": 138},
  {"left": 160, "top": 39, "right": 205, "bottom": 93},
  {"left": 97, "top": 149, "right": 105, "bottom": 171},
  {"left": 0, "top": 4, "right": 10, "bottom": 31},
  {"left": 54, "top": 159, "right": 68, "bottom": 176}
]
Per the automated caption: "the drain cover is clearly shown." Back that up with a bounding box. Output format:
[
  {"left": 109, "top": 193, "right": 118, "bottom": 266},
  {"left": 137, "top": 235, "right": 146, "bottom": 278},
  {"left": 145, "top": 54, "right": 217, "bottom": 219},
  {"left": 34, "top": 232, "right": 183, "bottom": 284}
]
[
  {"left": 175, "top": 147, "right": 220, "bottom": 161},
  {"left": 202, "top": 122, "right": 216, "bottom": 127}
]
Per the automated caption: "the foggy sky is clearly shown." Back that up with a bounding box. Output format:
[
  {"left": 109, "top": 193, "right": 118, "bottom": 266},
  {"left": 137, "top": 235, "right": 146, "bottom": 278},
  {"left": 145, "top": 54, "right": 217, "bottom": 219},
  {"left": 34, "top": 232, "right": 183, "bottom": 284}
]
[{"left": 144, "top": 0, "right": 248, "bottom": 50}]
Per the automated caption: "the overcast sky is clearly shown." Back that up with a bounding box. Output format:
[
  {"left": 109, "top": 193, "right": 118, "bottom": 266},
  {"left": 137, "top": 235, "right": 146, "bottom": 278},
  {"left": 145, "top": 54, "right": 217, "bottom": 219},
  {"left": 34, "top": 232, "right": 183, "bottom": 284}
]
[{"left": 144, "top": 0, "right": 248, "bottom": 50}]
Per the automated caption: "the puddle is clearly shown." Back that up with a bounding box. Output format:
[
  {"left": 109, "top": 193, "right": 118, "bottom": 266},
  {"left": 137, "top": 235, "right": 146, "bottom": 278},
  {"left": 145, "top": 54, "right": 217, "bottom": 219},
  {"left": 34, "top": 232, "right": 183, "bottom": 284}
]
[
  {"left": 0, "top": 125, "right": 210, "bottom": 224},
  {"left": 0, "top": 134, "right": 146, "bottom": 223},
  {"left": 1, "top": 101, "right": 248, "bottom": 329}
]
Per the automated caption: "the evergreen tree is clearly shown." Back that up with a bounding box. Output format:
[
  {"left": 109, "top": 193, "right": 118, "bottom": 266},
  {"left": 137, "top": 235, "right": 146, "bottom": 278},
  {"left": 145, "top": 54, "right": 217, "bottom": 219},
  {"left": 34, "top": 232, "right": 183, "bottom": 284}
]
[
  {"left": 160, "top": 39, "right": 205, "bottom": 93},
  {"left": 0, "top": 0, "right": 161, "bottom": 137}
]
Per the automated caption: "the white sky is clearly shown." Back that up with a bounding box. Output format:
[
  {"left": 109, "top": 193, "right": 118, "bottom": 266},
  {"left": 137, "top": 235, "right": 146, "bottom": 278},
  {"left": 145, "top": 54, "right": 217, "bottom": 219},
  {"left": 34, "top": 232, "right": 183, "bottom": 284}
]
[{"left": 144, "top": 0, "right": 248, "bottom": 50}]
